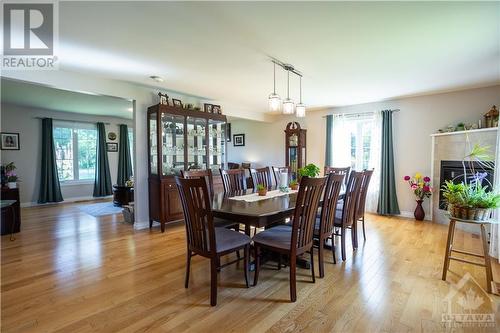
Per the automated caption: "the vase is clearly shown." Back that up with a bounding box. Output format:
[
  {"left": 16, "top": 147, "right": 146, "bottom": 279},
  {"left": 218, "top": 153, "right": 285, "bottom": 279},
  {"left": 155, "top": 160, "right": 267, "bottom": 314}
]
[
  {"left": 414, "top": 200, "right": 425, "bottom": 221},
  {"left": 7, "top": 182, "right": 17, "bottom": 189}
]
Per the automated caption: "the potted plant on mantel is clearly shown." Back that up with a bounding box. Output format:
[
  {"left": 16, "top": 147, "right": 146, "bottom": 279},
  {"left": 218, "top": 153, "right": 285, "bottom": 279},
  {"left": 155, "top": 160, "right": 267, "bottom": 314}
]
[
  {"left": 404, "top": 173, "right": 433, "bottom": 221},
  {"left": 441, "top": 144, "right": 500, "bottom": 221},
  {"left": 256, "top": 184, "right": 267, "bottom": 196}
]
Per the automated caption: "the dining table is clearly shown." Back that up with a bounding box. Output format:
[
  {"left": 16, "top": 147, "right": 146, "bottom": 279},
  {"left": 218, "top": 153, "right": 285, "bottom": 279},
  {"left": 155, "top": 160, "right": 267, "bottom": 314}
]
[{"left": 211, "top": 187, "right": 345, "bottom": 269}]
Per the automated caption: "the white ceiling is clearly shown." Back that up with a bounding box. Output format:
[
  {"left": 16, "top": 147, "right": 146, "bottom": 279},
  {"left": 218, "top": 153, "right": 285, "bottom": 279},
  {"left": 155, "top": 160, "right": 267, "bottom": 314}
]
[
  {"left": 1, "top": 79, "right": 133, "bottom": 119},
  {"left": 31, "top": 2, "right": 500, "bottom": 115}
]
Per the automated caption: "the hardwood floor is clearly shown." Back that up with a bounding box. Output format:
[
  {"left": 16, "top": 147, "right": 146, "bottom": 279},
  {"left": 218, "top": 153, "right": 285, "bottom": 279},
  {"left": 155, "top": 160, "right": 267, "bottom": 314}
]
[{"left": 1, "top": 202, "right": 499, "bottom": 332}]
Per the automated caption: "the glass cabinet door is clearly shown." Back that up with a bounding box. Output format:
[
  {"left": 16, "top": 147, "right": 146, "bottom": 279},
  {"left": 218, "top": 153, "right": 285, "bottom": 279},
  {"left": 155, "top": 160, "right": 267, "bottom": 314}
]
[
  {"left": 161, "top": 113, "right": 185, "bottom": 176},
  {"left": 149, "top": 112, "right": 158, "bottom": 175},
  {"left": 186, "top": 116, "right": 206, "bottom": 170},
  {"left": 208, "top": 119, "right": 226, "bottom": 172}
]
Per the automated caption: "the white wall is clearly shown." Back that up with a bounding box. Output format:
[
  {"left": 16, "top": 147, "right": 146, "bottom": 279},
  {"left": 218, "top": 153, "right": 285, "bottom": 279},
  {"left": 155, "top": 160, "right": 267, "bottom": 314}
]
[
  {"left": 0, "top": 104, "right": 133, "bottom": 205},
  {"left": 227, "top": 85, "right": 500, "bottom": 217}
]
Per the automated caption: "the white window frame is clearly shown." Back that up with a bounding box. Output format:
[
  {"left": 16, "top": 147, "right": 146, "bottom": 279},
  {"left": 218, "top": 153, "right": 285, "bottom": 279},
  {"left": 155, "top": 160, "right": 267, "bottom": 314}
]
[
  {"left": 54, "top": 121, "right": 97, "bottom": 185},
  {"left": 348, "top": 116, "right": 373, "bottom": 171}
]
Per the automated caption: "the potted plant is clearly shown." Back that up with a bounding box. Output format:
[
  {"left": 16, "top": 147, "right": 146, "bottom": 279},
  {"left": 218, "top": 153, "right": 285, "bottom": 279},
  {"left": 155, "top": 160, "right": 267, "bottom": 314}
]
[
  {"left": 298, "top": 164, "right": 320, "bottom": 178},
  {"left": 441, "top": 144, "right": 500, "bottom": 221},
  {"left": 3, "top": 162, "right": 19, "bottom": 189},
  {"left": 289, "top": 180, "right": 299, "bottom": 191},
  {"left": 404, "top": 173, "right": 432, "bottom": 221},
  {"left": 256, "top": 184, "right": 267, "bottom": 196}
]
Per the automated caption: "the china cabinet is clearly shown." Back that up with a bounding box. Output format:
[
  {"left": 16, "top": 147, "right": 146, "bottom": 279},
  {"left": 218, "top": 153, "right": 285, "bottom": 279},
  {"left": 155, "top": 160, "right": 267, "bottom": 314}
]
[
  {"left": 148, "top": 104, "right": 227, "bottom": 232},
  {"left": 284, "top": 122, "right": 306, "bottom": 178}
]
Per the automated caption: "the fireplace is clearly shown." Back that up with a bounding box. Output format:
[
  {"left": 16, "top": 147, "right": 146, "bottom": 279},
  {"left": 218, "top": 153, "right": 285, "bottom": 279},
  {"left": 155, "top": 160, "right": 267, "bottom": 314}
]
[{"left": 438, "top": 160, "right": 495, "bottom": 209}]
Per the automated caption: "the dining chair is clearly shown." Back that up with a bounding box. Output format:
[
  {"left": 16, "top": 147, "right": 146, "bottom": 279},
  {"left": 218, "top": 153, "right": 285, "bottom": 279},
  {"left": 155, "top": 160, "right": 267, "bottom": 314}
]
[
  {"left": 253, "top": 176, "right": 326, "bottom": 302},
  {"left": 324, "top": 166, "right": 351, "bottom": 186},
  {"left": 356, "top": 169, "right": 374, "bottom": 241},
  {"left": 176, "top": 177, "right": 251, "bottom": 306},
  {"left": 182, "top": 169, "right": 240, "bottom": 230},
  {"left": 312, "top": 173, "right": 344, "bottom": 277},
  {"left": 272, "top": 166, "right": 291, "bottom": 187},
  {"left": 250, "top": 167, "right": 273, "bottom": 189},
  {"left": 333, "top": 171, "right": 364, "bottom": 261},
  {"left": 227, "top": 162, "right": 240, "bottom": 170},
  {"left": 220, "top": 168, "right": 247, "bottom": 193}
]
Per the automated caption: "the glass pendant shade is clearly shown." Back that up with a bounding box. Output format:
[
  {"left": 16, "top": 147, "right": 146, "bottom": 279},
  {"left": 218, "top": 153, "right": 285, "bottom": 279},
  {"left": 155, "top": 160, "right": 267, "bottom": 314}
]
[
  {"left": 268, "top": 93, "right": 281, "bottom": 111},
  {"left": 282, "top": 99, "right": 295, "bottom": 115},
  {"left": 296, "top": 103, "right": 306, "bottom": 118}
]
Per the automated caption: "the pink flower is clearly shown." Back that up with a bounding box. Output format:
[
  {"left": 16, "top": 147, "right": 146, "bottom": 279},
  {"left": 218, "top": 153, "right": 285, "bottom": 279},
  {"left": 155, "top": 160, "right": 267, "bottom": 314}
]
[
  {"left": 423, "top": 185, "right": 430, "bottom": 192},
  {"left": 404, "top": 176, "right": 411, "bottom": 181},
  {"left": 411, "top": 184, "right": 418, "bottom": 190},
  {"left": 423, "top": 176, "right": 431, "bottom": 182}
]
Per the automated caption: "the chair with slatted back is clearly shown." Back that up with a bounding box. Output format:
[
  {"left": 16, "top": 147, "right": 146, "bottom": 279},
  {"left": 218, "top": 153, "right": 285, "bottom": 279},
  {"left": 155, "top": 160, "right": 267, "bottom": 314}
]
[
  {"left": 312, "top": 173, "right": 344, "bottom": 277},
  {"left": 220, "top": 169, "right": 247, "bottom": 193},
  {"left": 182, "top": 169, "right": 240, "bottom": 230},
  {"left": 324, "top": 166, "right": 351, "bottom": 186},
  {"left": 272, "top": 166, "right": 291, "bottom": 187},
  {"left": 253, "top": 176, "right": 326, "bottom": 302},
  {"left": 176, "top": 177, "right": 251, "bottom": 306},
  {"left": 333, "top": 171, "right": 364, "bottom": 261},
  {"left": 356, "top": 169, "right": 374, "bottom": 241},
  {"left": 250, "top": 167, "right": 273, "bottom": 189}
]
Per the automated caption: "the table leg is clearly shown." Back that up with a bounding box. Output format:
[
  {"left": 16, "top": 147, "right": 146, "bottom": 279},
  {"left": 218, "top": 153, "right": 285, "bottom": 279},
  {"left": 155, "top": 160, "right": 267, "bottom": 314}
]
[
  {"left": 442, "top": 219, "right": 456, "bottom": 281},
  {"left": 480, "top": 224, "right": 493, "bottom": 293}
]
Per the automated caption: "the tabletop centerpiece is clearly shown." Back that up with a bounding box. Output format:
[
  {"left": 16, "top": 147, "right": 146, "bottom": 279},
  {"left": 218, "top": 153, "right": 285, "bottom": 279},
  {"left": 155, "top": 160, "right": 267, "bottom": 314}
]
[
  {"left": 256, "top": 184, "right": 267, "bottom": 196},
  {"left": 404, "top": 173, "right": 432, "bottom": 221}
]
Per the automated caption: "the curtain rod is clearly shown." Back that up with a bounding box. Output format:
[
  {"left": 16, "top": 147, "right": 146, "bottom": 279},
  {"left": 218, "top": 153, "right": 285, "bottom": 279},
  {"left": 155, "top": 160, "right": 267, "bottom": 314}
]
[
  {"left": 322, "top": 109, "right": 400, "bottom": 118},
  {"left": 34, "top": 117, "right": 111, "bottom": 125}
]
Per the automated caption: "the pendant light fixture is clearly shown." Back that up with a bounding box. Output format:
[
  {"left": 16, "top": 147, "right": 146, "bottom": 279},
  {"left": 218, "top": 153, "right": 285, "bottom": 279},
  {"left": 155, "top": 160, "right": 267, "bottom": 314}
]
[
  {"left": 268, "top": 62, "right": 281, "bottom": 112},
  {"left": 282, "top": 67, "right": 295, "bottom": 115},
  {"left": 295, "top": 76, "right": 306, "bottom": 118}
]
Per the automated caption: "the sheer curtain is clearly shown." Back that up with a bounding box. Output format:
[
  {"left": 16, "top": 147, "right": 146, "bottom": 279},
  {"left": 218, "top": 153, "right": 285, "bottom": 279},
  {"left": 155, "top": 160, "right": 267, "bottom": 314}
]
[
  {"left": 331, "top": 114, "right": 350, "bottom": 167},
  {"left": 489, "top": 128, "right": 500, "bottom": 261},
  {"left": 366, "top": 111, "right": 382, "bottom": 212}
]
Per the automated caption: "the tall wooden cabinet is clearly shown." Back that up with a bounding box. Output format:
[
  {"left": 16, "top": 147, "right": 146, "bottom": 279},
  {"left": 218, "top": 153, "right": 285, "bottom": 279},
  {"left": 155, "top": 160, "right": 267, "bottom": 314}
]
[
  {"left": 285, "top": 122, "right": 307, "bottom": 178},
  {"left": 147, "top": 104, "right": 227, "bottom": 232}
]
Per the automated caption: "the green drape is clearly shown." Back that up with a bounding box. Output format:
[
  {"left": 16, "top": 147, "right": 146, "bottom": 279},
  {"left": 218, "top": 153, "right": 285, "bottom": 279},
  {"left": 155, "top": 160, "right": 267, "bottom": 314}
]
[
  {"left": 117, "top": 124, "right": 132, "bottom": 185},
  {"left": 377, "top": 110, "right": 400, "bottom": 215},
  {"left": 93, "top": 122, "right": 113, "bottom": 197},
  {"left": 38, "top": 118, "right": 64, "bottom": 203},
  {"left": 325, "top": 115, "right": 333, "bottom": 167}
]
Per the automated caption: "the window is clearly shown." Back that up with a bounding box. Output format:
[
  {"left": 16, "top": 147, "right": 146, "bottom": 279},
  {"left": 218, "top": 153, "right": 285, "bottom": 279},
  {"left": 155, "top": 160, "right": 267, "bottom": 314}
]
[
  {"left": 54, "top": 122, "right": 97, "bottom": 182},
  {"left": 346, "top": 117, "right": 374, "bottom": 170}
]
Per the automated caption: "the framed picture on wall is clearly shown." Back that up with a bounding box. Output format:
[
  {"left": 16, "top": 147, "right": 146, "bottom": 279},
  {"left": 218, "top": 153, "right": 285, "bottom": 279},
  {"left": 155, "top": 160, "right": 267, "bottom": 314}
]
[
  {"left": 233, "top": 134, "right": 245, "bottom": 147},
  {"left": 106, "top": 142, "right": 118, "bottom": 152},
  {"left": 0, "top": 132, "right": 20, "bottom": 150}
]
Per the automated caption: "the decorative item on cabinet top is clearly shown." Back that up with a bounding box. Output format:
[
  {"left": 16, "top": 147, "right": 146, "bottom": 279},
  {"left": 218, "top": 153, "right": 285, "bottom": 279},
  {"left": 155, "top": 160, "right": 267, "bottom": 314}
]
[
  {"left": 172, "top": 99, "right": 183, "bottom": 108},
  {"left": 484, "top": 105, "right": 499, "bottom": 128},
  {"left": 158, "top": 92, "right": 169, "bottom": 106}
]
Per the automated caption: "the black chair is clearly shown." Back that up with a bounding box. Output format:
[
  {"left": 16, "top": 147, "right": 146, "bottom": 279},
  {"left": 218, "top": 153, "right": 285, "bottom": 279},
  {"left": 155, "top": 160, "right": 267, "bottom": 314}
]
[
  {"left": 220, "top": 169, "right": 247, "bottom": 193},
  {"left": 250, "top": 167, "right": 273, "bottom": 189},
  {"left": 253, "top": 176, "right": 326, "bottom": 302},
  {"left": 176, "top": 177, "right": 251, "bottom": 306}
]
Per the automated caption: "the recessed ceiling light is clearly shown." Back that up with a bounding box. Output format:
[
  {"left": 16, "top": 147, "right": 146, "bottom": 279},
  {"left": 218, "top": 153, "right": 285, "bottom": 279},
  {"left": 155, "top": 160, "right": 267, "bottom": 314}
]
[{"left": 150, "top": 75, "right": 164, "bottom": 82}]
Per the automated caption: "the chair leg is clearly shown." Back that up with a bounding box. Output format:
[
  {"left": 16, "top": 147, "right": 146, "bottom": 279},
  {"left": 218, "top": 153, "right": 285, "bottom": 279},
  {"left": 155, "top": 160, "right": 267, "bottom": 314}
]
[
  {"left": 361, "top": 216, "right": 366, "bottom": 241},
  {"left": 341, "top": 227, "right": 346, "bottom": 261},
  {"left": 253, "top": 245, "right": 261, "bottom": 286},
  {"left": 210, "top": 257, "right": 218, "bottom": 306},
  {"left": 351, "top": 224, "right": 357, "bottom": 249},
  {"left": 309, "top": 250, "right": 316, "bottom": 283},
  {"left": 185, "top": 250, "right": 192, "bottom": 288},
  {"left": 243, "top": 245, "right": 249, "bottom": 288},
  {"left": 318, "top": 239, "right": 325, "bottom": 278},
  {"left": 330, "top": 236, "right": 337, "bottom": 264},
  {"left": 290, "top": 255, "right": 297, "bottom": 302},
  {"left": 149, "top": 219, "right": 153, "bottom": 229},
  {"left": 277, "top": 254, "right": 282, "bottom": 270}
]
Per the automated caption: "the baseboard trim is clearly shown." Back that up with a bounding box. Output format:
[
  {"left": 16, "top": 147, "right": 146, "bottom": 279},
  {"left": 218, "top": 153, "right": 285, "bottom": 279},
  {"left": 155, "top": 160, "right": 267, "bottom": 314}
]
[{"left": 21, "top": 195, "right": 112, "bottom": 208}]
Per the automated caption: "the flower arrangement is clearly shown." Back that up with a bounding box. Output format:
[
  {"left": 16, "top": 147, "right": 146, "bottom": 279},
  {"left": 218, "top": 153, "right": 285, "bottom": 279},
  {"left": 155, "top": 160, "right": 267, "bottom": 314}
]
[
  {"left": 441, "top": 144, "right": 500, "bottom": 221},
  {"left": 404, "top": 173, "right": 432, "bottom": 200},
  {"left": 2, "top": 162, "right": 19, "bottom": 188}
]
